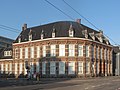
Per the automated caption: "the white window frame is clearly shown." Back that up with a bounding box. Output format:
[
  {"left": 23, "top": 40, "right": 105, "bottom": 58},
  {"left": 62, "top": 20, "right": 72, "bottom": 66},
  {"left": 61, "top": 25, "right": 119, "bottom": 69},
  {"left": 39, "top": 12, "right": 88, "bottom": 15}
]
[
  {"left": 100, "top": 48, "right": 102, "bottom": 59},
  {"left": 78, "top": 61, "right": 83, "bottom": 74},
  {"left": 69, "top": 44, "right": 75, "bottom": 56},
  {"left": 104, "top": 49, "right": 106, "bottom": 60},
  {"left": 91, "top": 46, "right": 94, "bottom": 58},
  {"left": 15, "top": 48, "right": 18, "bottom": 59},
  {"left": 15, "top": 63, "right": 18, "bottom": 74},
  {"left": 52, "top": 32, "right": 55, "bottom": 38},
  {"left": 68, "top": 62, "right": 75, "bottom": 74},
  {"left": 5, "top": 64, "right": 8, "bottom": 73},
  {"left": 37, "top": 46, "right": 40, "bottom": 58},
  {"left": 36, "top": 62, "right": 40, "bottom": 73},
  {"left": 19, "top": 63, "right": 23, "bottom": 74},
  {"left": 86, "top": 45, "right": 89, "bottom": 57},
  {"left": 86, "top": 62, "right": 90, "bottom": 74},
  {"left": 43, "top": 45, "right": 46, "bottom": 57},
  {"left": 96, "top": 62, "right": 99, "bottom": 74},
  {"left": 51, "top": 45, "right": 56, "bottom": 56},
  {"left": 25, "top": 47, "right": 28, "bottom": 59},
  {"left": 50, "top": 61, "right": 56, "bottom": 75},
  {"left": 31, "top": 46, "right": 34, "bottom": 58},
  {"left": 69, "top": 30, "right": 73, "bottom": 37},
  {"left": 20, "top": 48, "right": 22, "bottom": 59},
  {"left": 9, "top": 63, "right": 12, "bottom": 73},
  {"left": 59, "top": 62, "right": 65, "bottom": 74},
  {"left": 59, "top": 44, "right": 65, "bottom": 56},
  {"left": 1, "top": 63, "right": 4, "bottom": 73},
  {"left": 78, "top": 45, "right": 83, "bottom": 56},
  {"left": 42, "top": 62, "right": 46, "bottom": 74},
  {"left": 29, "top": 34, "right": 32, "bottom": 41}
]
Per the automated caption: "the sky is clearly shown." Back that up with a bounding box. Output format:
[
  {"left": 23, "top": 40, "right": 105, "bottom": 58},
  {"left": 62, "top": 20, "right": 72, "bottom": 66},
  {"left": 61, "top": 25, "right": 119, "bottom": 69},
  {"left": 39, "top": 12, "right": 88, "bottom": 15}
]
[{"left": 0, "top": 0, "right": 120, "bottom": 45}]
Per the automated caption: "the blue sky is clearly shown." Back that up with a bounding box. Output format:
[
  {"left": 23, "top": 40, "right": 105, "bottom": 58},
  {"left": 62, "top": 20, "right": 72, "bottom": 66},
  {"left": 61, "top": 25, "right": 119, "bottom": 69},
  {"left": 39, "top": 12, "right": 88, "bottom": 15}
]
[{"left": 0, "top": 0, "right": 120, "bottom": 45}]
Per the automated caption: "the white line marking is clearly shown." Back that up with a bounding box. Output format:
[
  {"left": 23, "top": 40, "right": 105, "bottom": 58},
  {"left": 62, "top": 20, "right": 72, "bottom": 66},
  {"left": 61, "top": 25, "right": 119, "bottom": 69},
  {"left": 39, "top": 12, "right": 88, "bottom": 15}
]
[{"left": 85, "top": 87, "right": 89, "bottom": 89}]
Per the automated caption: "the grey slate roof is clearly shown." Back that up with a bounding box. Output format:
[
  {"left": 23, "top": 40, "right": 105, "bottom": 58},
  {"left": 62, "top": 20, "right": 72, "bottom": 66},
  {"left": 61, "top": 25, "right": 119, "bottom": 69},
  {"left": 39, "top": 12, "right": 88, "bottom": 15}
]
[{"left": 13, "top": 21, "right": 110, "bottom": 45}]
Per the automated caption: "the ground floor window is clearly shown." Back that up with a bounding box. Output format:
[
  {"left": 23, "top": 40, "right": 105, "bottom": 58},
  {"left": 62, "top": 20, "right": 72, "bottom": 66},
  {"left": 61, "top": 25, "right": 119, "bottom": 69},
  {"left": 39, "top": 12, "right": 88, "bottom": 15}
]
[
  {"left": 96, "top": 62, "right": 99, "bottom": 74},
  {"left": 36, "top": 62, "right": 40, "bottom": 73},
  {"left": 5, "top": 64, "right": 8, "bottom": 74},
  {"left": 1, "top": 63, "right": 4, "bottom": 73},
  {"left": 30, "top": 62, "right": 34, "bottom": 74},
  {"left": 50, "top": 61, "right": 56, "bottom": 75},
  {"left": 15, "top": 63, "right": 18, "bottom": 74},
  {"left": 19, "top": 63, "right": 23, "bottom": 74},
  {"left": 86, "top": 62, "right": 90, "bottom": 74},
  {"left": 59, "top": 62, "right": 65, "bottom": 74},
  {"left": 42, "top": 62, "right": 46, "bottom": 74},
  {"left": 78, "top": 61, "right": 83, "bottom": 74},
  {"left": 9, "top": 63, "right": 12, "bottom": 73},
  {"left": 68, "top": 61, "right": 75, "bottom": 74}
]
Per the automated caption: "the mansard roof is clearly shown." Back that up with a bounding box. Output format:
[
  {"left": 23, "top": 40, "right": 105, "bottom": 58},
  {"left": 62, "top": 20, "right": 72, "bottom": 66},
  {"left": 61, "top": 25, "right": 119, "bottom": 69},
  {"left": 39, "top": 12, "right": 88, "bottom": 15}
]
[{"left": 13, "top": 21, "right": 110, "bottom": 45}]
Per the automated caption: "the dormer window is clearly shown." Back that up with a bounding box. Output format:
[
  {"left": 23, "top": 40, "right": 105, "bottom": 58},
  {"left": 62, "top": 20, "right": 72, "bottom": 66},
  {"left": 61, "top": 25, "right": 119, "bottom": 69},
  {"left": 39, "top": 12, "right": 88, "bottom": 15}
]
[
  {"left": 18, "top": 35, "right": 21, "bottom": 43},
  {"left": 82, "top": 30, "right": 88, "bottom": 39},
  {"left": 41, "top": 30, "right": 44, "bottom": 39},
  {"left": 89, "top": 32, "right": 95, "bottom": 40},
  {"left": 4, "top": 51, "right": 12, "bottom": 56},
  {"left": 69, "top": 24, "right": 74, "bottom": 37},
  {"left": 29, "top": 34, "right": 32, "bottom": 41},
  {"left": 29, "top": 29, "right": 32, "bottom": 41},
  {"left": 99, "top": 30, "right": 103, "bottom": 43},
  {"left": 99, "top": 37, "right": 103, "bottom": 43},
  {"left": 52, "top": 27, "right": 56, "bottom": 38}
]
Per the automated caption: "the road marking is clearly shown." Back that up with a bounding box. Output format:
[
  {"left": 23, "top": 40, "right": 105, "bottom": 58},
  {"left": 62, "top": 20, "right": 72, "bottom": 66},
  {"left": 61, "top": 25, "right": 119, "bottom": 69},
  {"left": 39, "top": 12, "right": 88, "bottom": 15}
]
[
  {"left": 92, "top": 86, "right": 95, "bottom": 88},
  {"left": 85, "top": 87, "right": 89, "bottom": 89}
]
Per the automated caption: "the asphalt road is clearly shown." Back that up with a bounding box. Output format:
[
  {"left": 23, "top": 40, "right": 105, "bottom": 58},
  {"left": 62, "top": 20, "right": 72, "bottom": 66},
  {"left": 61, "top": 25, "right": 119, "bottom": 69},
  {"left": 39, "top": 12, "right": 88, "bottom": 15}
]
[{"left": 0, "top": 76, "right": 120, "bottom": 90}]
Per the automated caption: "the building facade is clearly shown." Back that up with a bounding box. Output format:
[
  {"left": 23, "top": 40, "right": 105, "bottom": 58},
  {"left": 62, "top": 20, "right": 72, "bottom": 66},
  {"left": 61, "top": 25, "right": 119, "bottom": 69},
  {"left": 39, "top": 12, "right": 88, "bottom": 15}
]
[
  {"left": 0, "top": 47, "right": 13, "bottom": 78},
  {"left": 0, "top": 20, "right": 113, "bottom": 78},
  {"left": 113, "top": 46, "right": 120, "bottom": 76},
  {"left": 0, "top": 36, "right": 13, "bottom": 49}
]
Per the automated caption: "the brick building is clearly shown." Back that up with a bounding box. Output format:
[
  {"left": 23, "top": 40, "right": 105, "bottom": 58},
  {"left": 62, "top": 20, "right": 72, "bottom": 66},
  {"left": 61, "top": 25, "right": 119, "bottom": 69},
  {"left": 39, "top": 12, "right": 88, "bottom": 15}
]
[{"left": 1, "top": 20, "right": 113, "bottom": 78}]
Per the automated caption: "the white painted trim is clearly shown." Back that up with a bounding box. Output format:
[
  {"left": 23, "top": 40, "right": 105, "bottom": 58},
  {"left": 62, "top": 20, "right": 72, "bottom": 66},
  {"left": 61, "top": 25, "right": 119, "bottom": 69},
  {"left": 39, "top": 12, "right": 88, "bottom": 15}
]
[
  {"left": 0, "top": 59, "right": 13, "bottom": 61},
  {"left": 13, "top": 37, "right": 112, "bottom": 47}
]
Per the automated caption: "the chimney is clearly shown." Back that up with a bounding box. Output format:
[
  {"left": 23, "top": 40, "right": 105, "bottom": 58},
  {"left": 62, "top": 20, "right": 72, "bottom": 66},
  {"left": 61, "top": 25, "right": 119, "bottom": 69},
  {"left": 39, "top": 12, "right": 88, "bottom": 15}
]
[
  {"left": 76, "top": 19, "right": 81, "bottom": 23},
  {"left": 22, "top": 23, "right": 27, "bottom": 30}
]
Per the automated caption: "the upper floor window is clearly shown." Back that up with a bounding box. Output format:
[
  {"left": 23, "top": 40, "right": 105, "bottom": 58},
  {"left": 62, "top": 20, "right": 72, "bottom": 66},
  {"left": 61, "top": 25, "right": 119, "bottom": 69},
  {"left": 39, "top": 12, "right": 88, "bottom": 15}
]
[
  {"left": 91, "top": 45, "right": 94, "bottom": 58},
  {"left": 51, "top": 45, "right": 56, "bottom": 56},
  {"left": 43, "top": 45, "right": 46, "bottom": 57},
  {"left": 20, "top": 48, "right": 22, "bottom": 59},
  {"left": 59, "top": 44, "right": 65, "bottom": 56},
  {"left": 86, "top": 45, "right": 89, "bottom": 57},
  {"left": 69, "top": 44, "right": 75, "bottom": 56},
  {"left": 31, "top": 47, "right": 34, "bottom": 58},
  {"left": 100, "top": 48, "right": 102, "bottom": 59},
  {"left": 37, "top": 46, "right": 40, "bottom": 58},
  {"left": 78, "top": 45, "right": 83, "bottom": 56},
  {"left": 25, "top": 47, "right": 28, "bottom": 59},
  {"left": 96, "top": 47, "right": 99, "bottom": 59},
  {"left": 15, "top": 48, "right": 18, "bottom": 59}
]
